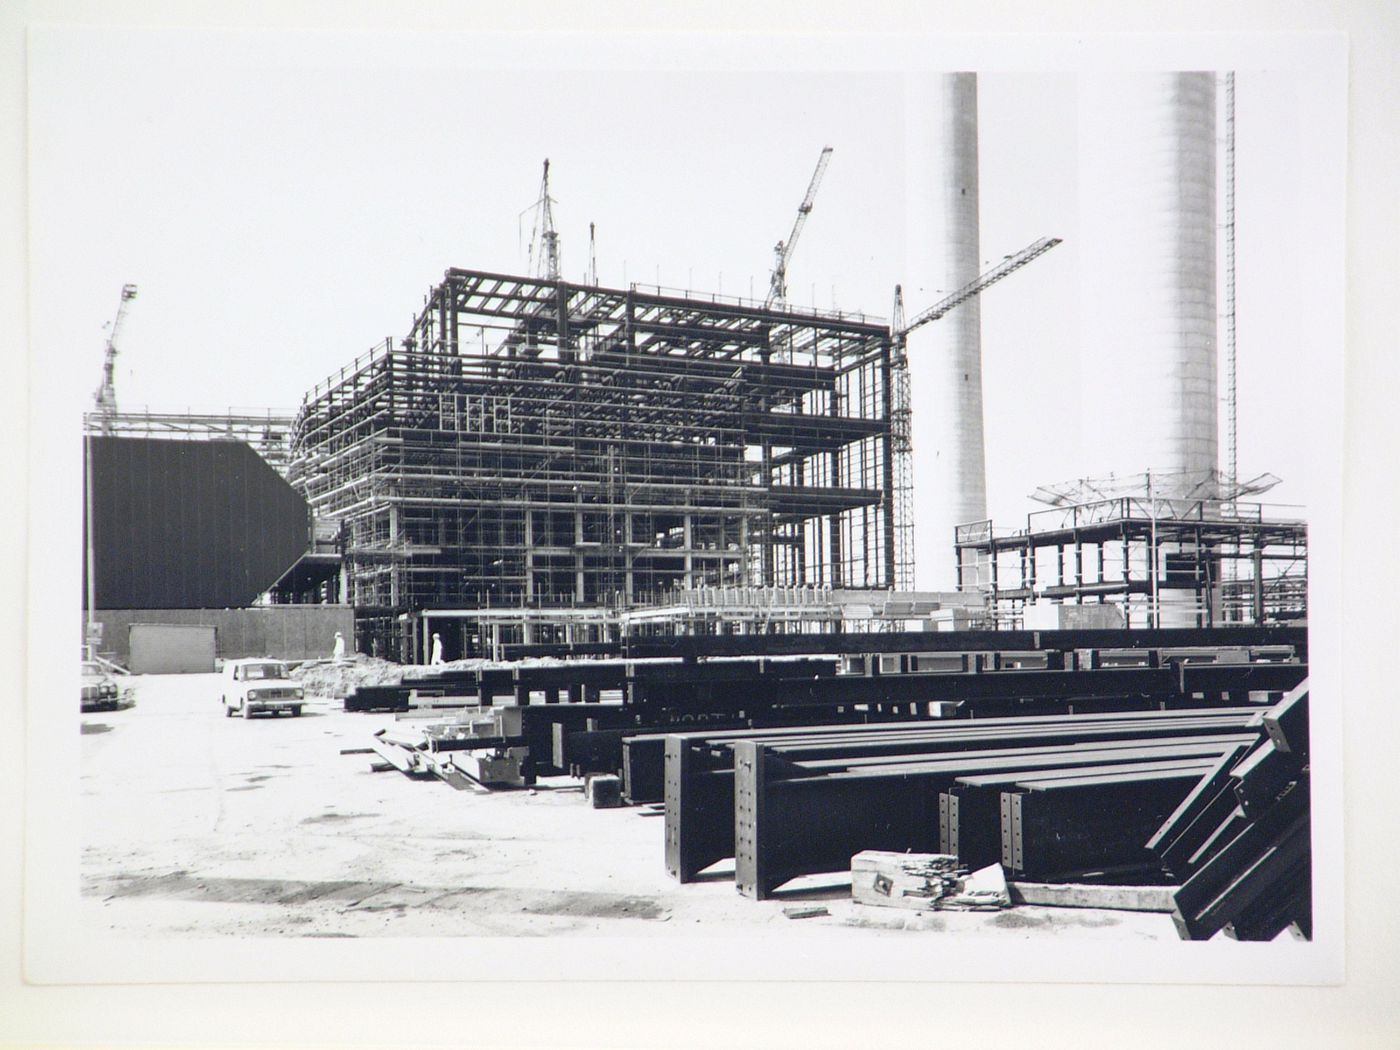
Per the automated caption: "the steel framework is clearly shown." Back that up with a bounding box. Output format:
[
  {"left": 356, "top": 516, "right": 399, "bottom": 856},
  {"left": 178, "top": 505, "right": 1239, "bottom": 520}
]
[
  {"left": 954, "top": 496, "right": 1308, "bottom": 629},
  {"left": 84, "top": 409, "right": 298, "bottom": 477},
  {"left": 291, "top": 268, "right": 897, "bottom": 657}
]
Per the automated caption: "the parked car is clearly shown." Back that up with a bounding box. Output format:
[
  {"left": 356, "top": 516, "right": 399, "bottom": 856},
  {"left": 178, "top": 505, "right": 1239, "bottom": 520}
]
[
  {"left": 80, "top": 661, "right": 121, "bottom": 712},
  {"left": 221, "top": 658, "right": 304, "bottom": 718}
]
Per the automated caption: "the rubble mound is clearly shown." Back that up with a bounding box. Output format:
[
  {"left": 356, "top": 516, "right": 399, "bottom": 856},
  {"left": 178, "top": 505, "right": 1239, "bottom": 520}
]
[
  {"left": 290, "top": 653, "right": 572, "bottom": 699},
  {"left": 291, "top": 654, "right": 406, "bottom": 698}
]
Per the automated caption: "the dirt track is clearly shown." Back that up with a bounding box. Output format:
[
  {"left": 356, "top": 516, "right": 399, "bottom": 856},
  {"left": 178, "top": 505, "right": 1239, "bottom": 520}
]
[{"left": 79, "top": 673, "right": 1177, "bottom": 940}]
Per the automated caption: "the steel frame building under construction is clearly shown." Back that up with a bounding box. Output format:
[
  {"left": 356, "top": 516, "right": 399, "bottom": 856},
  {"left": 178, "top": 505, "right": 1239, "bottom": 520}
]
[
  {"left": 291, "top": 268, "right": 897, "bottom": 658},
  {"left": 954, "top": 495, "right": 1308, "bottom": 629}
]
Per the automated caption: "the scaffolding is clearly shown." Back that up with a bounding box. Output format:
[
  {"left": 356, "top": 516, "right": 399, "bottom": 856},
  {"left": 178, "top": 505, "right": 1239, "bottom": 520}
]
[
  {"left": 84, "top": 409, "right": 298, "bottom": 477},
  {"left": 954, "top": 496, "right": 1307, "bottom": 629},
  {"left": 291, "top": 268, "right": 897, "bottom": 658}
]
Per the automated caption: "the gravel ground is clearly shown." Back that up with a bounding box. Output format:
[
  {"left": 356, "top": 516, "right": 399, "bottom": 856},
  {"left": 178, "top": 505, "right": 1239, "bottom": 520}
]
[{"left": 79, "top": 673, "right": 1179, "bottom": 940}]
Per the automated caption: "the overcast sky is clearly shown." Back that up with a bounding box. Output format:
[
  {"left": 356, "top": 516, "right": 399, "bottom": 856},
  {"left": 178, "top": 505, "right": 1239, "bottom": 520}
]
[{"left": 30, "top": 29, "right": 1335, "bottom": 577}]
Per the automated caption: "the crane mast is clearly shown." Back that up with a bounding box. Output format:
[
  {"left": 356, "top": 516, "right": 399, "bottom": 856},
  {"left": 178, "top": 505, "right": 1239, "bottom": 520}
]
[
  {"left": 588, "top": 221, "right": 598, "bottom": 286},
  {"left": 889, "top": 285, "right": 915, "bottom": 589},
  {"left": 93, "top": 283, "right": 138, "bottom": 436},
  {"left": 888, "top": 236, "right": 1062, "bottom": 589},
  {"left": 1222, "top": 71, "right": 1238, "bottom": 515},
  {"left": 766, "top": 146, "right": 833, "bottom": 308},
  {"left": 528, "top": 158, "right": 561, "bottom": 281}
]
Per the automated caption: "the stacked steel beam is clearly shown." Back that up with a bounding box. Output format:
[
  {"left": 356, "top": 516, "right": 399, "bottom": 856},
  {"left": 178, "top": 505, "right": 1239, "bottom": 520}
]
[
  {"left": 1151, "top": 680, "right": 1312, "bottom": 940},
  {"left": 646, "top": 708, "right": 1270, "bottom": 898},
  {"left": 350, "top": 632, "right": 1303, "bottom": 798}
]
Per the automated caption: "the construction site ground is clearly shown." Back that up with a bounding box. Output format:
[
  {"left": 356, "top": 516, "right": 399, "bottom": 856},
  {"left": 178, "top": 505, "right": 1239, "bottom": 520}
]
[{"left": 79, "top": 672, "right": 1179, "bottom": 940}]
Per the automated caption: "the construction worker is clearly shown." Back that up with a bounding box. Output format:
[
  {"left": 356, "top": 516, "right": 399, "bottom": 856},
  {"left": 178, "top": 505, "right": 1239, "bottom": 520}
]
[{"left": 430, "top": 632, "right": 444, "bottom": 665}]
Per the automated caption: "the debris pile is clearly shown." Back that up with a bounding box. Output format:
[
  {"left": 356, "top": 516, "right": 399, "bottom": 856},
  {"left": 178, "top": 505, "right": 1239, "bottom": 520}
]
[
  {"left": 351, "top": 704, "right": 598, "bottom": 789},
  {"left": 309, "top": 651, "right": 569, "bottom": 702},
  {"left": 851, "top": 852, "right": 1010, "bottom": 912},
  {"left": 290, "top": 654, "right": 407, "bottom": 698}
]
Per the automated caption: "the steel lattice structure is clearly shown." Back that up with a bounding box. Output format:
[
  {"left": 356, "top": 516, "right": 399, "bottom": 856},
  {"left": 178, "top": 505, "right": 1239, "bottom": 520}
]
[
  {"left": 291, "top": 269, "right": 897, "bottom": 657},
  {"left": 954, "top": 496, "right": 1307, "bottom": 629}
]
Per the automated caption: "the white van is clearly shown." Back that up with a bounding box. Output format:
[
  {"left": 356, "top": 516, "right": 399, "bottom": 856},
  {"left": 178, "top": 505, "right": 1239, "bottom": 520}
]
[{"left": 221, "top": 658, "right": 304, "bottom": 718}]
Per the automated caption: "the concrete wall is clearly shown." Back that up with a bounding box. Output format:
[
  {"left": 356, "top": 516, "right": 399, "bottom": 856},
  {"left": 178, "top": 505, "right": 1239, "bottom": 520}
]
[{"left": 90, "top": 606, "right": 355, "bottom": 666}]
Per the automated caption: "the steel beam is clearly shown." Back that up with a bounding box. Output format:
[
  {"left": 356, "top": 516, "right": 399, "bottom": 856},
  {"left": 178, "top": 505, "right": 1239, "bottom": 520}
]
[
  {"left": 940, "top": 786, "right": 1002, "bottom": 869},
  {"left": 1145, "top": 743, "right": 1251, "bottom": 876},
  {"left": 618, "top": 626, "right": 1304, "bottom": 661},
  {"left": 637, "top": 664, "right": 1305, "bottom": 714},
  {"left": 727, "top": 740, "right": 1246, "bottom": 899},
  {"left": 1001, "top": 769, "right": 1214, "bottom": 880},
  {"left": 1169, "top": 776, "right": 1310, "bottom": 939},
  {"left": 1263, "top": 680, "right": 1309, "bottom": 756},
  {"left": 1230, "top": 739, "right": 1306, "bottom": 818},
  {"left": 631, "top": 706, "right": 1262, "bottom": 805},
  {"left": 664, "top": 737, "right": 740, "bottom": 883},
  {"left": 1173, "top": 810, "right": 1311, "bottom": 941}
]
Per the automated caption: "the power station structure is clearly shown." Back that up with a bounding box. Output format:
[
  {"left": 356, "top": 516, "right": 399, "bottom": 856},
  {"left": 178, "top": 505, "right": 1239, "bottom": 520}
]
[
  {"left": 90, "top": 409, "right": 298, "bottom": 476},
  {"left": 952, "top": 72, "right": 1307, "bottom": 629},
  {"left": 953, "top": 470, "right": 1308, "bottom": 629},
  {"left": 289, "top": 271, "right": 903, "bottom": 659},
  {"left": 80, "top": 70, "right": 1309, "bottom": 662},
  {"left": 71, "top": 74, "right": 1315, "bottom": 946},
  {"left": 80, "top": 276, "right": 350, "bottom": 668}
]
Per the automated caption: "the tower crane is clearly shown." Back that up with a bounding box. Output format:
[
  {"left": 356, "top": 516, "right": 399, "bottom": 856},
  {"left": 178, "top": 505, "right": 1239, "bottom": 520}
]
[
  {"left": 766, "top": 146, "right": 833, "bottom": 308},
  {"left": 93, "top": 283, "right": 138, "bottom": 436},
  {"left": 526, "top": 158, "right": 561, "bottom": 281},
  {"left": 889, "top": 236, "right": 1062, "bottom": 589}
]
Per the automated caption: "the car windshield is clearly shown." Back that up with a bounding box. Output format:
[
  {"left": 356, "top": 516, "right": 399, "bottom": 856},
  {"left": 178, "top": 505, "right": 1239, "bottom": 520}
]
[{"left": 242, "top": 663, "right": 286, "bottom": 680}]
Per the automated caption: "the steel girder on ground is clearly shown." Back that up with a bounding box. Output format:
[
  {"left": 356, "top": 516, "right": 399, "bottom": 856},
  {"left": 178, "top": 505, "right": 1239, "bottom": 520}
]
[
  {"left": 654, "top": 709, "right": 1266, "bottom": 890},
  {"left": 508, "top": 625, "right": 1307, "bottom": 661}
]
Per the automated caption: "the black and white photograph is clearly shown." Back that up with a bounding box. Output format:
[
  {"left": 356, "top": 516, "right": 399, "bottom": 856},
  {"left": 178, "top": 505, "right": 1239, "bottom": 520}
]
[{"left": 6, "top": 3, "right": 1398, "bottom": 1048}]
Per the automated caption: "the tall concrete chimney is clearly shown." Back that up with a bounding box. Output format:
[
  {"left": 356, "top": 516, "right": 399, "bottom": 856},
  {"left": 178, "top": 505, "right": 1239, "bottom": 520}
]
[
  {"left": 1079, "top": 72, "right": 1219, "bottom": 499},
  {"left": 907, "top": 72, "right": 985, "bottom": 589},
  {"left": 1077, "top": 72, "right": 1220, "bottom": 627}
]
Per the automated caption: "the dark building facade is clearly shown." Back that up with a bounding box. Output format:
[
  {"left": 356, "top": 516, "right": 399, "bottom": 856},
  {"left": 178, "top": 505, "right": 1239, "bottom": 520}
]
[{"left": 84, "top": 435, "right": 311, "bottom": 609}]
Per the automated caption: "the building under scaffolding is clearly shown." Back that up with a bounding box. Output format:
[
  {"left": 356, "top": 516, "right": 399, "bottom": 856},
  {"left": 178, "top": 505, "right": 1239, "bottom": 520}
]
[
  {"left": 91, "top": 409, "right": 298, "bottom": 477},
  {"left": 290, "top": 268, "right": 897, "bottom": 658},
  {"left": 954, "top": 495, "right": 1308, "bottom": 629}
]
